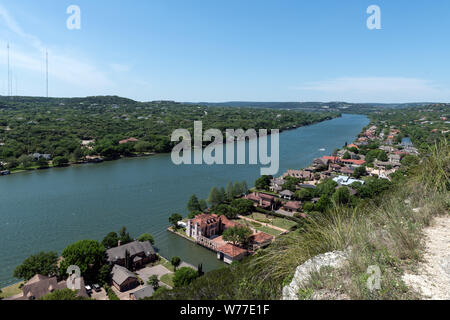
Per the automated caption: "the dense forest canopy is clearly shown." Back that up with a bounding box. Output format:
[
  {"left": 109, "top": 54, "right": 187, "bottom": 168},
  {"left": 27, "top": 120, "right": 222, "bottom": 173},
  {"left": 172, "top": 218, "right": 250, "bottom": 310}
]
[{"left": 0, "top": 96, "right": 339, "bottom": 170}]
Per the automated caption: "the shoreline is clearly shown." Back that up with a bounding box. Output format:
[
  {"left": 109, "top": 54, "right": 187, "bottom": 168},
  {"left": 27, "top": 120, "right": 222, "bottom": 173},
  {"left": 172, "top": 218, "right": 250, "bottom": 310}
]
[
  {"left": 0, "top": 113, "right": 365, "bottom": 289},
  {"left": 0, "top": 115, "right": 340, "bottom": 178}
]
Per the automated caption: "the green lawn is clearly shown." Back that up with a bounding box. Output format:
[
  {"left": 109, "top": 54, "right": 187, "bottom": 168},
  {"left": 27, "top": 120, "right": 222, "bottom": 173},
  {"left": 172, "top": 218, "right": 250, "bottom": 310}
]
[
  {"left": 240, "top": 219, "right": 283, "bottom": 236},
  {"left": 255, "top": 225, "right": 283, "bottom": 236},
  {"left": 161, "top": 260, "right": 175, "bottom": 272},
  {"left": 160, "top": 274, "right": 174, "bottom": 288},
  {"left": 270, "top": 218, "right": 297, "bottom": 230},
  {"left": 249, "top": 212, "right": 296, "bottom": 231},
  {"left": 0, "top": 282, "right": 23, "bottom": 299}
]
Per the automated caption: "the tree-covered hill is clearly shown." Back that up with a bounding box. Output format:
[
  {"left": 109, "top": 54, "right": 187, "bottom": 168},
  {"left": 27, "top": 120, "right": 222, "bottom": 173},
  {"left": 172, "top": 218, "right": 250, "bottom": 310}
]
[{"left": 0, "top": 96, "right": 339, "bottom": 171}]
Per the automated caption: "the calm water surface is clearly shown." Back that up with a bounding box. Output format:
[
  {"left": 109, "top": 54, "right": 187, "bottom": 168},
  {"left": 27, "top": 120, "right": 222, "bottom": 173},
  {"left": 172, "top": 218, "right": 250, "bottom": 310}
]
[{"left": 0, "top": 114, "right": 369, "bottom": 287}]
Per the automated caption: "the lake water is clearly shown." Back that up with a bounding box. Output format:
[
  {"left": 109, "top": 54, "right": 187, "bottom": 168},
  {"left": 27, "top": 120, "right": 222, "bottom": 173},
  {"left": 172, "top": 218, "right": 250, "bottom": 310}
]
[{"left": 0, "top": 114, "right": 369, "bottom": 287}]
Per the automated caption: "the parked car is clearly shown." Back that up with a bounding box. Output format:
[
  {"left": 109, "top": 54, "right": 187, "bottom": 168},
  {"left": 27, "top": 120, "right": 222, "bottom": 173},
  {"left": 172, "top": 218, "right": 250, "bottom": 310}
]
[
  {"left": 92, "top": 284, "right": 101, "bottom": 292},
  {"left": 85, "top": 285, "right": 92, "bottom": 294}
]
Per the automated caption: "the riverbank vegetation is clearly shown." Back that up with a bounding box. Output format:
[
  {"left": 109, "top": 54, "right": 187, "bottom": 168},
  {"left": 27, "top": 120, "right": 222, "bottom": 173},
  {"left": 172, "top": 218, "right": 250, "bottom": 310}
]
[
  {"left": 0, "top": 96, "right": 339, "bottom": 173},
  {"left": 152, "top": 138, "right": 448, "bottom": 300},
  {"left": 151, "top": 104, "right": 448, "bottom": 300}
]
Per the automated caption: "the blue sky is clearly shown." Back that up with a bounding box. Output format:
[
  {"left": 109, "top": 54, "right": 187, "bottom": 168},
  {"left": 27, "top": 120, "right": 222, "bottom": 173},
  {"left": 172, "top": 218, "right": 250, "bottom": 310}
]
[{"left": 0, "top": 0, "right": 449, "bottom": 102}]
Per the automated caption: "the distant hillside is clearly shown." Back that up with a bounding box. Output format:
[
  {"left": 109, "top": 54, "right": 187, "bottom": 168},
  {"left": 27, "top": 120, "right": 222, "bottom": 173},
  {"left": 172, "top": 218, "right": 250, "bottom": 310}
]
[{"left": 185, "top": 101, "right": 433, "bottom": 113}]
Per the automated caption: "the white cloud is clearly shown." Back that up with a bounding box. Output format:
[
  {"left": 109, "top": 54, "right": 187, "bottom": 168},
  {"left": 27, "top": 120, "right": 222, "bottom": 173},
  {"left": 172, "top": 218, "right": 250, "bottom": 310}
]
[{"left": 292, "top": 77, "right": 450, "bottom": 102}]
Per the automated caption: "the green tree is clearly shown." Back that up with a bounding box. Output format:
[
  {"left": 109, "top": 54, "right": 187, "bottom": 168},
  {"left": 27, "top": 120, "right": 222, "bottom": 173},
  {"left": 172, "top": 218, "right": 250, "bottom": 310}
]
[
  {"left": 353, "top": 166, "right": 367, "bottom": 179},
  {"left": 241, "top": 181, "right": 249, "bottom": 195},
  {"left": 332, "top": 187, "right": 351, "bottom": 205},
  {"left": 169, "top": 214, "right": 183, "bottom": 229},
  {"left": 232, "top": 182, "right": 243, "bottom": 197},
  {"left": 230, "top": 198, "right": 254, "bottom": 216},
  {"left": 208, "top": 187, "right": 222, "bottom": 207},
  {"left": 134, "top": 141, "right": 152, "bottom": 153},
  {"left": 222, "top": 226, "right": 252, "bottom": 246},
  {"left": 53, "top": 156, "right": 69, "bottom": 167},
  {"left": 148, "top": 275, "right": 160, "bottom": 290},
  {"left": 315, "top": 195, "right": 331, "bottom": 212},
  {"left": 173, "top": 267, "right": 198, "bottom": 288},
  {"left": 303, "top": 202, "right": 315, "bottom": 212},
  {"left": 171, "top": 256, "right": 181, "bottom": 271},
  {"left": 226, "top": 182, "right": 234, "bottom": 201},
  {"left": 198, "top": 199, "right": 208, "bottom": 211},
  {"left": 36, "top": 158, "right": 49, "bottom": 169},
  {"left": 101, "top": 232, "right": 119, "bottom": 249},
  {"left": 13, "top": 252, "right": 58, "bottom": 281},
  {"left": 214, "top": 204, "right": 236, "bottom": 219},
  {"left": 342, "top": 151, "right": 351, "bottom": 159},
  {"left": 401, "top": 155, "right": 419, "bottom": 167},
  {"left": 314, "top": 179, "right": 338, "bottom": 197},
  {"left": 137, "top": 233, "right": 155, "bottom": 245},
  {"left": 187, "top": 210, "right": 202, "bottom": 219},
  {"left": 59, "top": 240, "right": 106, "bottom": 283},
  {"left": 255, "top": 175, "right": 272, "bottom": 190},
  {"left": 119, "top": 226, "right": 133, "bottom": 245},
  {"left": 294, "top": 188, "right": 312, "bottom": 201},
  {"left": 18, "top": 155, "right": 33, "bottom": 169},
  {"left": 187, "top": 195, "right": 201, "bottom": 212},
  {"left": 40, "top": 288, "right": 90, "bottom": 300},
  {"left": 98, "top": 264, "right": 111, "bottom": 286}
]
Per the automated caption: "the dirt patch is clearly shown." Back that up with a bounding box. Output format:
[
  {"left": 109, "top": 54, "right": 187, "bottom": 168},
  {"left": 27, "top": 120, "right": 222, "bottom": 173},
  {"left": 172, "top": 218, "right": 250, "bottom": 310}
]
[{"left": 403, "top": 215, "right": 450, "bottom": 300}]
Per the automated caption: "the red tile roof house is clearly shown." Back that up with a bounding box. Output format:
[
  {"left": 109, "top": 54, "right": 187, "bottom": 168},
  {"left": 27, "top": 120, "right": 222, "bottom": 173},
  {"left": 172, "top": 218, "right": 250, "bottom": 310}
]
[
  {"left": 248, "top": 232, "right": 274, "bottom": 251},
  {"left": 322, "top": 156, "right": 365, "bottom": 167},
  {"left": 245, "top": 192, "right": 276, "bottom": 211},
  {"left": 217, "top": 244, "right": 248, "bottom": 264},
  {"left": 119, "top": 137, "right": 140, "bottom": 144},
  {"left": 282, "top": 201, "right": 302, "bottom": 213},
  {"left": 186, "top": 213, "right": 238, "bottom": 242}
]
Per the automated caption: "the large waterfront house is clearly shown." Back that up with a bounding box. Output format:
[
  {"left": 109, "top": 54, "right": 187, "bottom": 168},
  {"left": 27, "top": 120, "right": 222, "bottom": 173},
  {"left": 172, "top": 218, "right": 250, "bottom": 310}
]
[
  {"left": 186, "top": 213, "right": 239, "bottom": 241},
  {"left": 245, "top": 192, "right": 277, "bottom": 211},
  {"left": 106, "top": 240, "right": 157, "bottom": 271},
  {"left": 111, "top": 265, "right": 139, "bottom": 292},
  {"left": 8, "top": 274, "right": 88, "bottom": 300}
]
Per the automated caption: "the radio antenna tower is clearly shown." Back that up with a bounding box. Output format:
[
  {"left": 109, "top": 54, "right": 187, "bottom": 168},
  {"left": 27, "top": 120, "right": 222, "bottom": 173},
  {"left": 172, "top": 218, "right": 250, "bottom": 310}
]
[
  {"left": 7, "top": 43, "right": 10, "bottom": 96},
  {"left": 46, "top": 50, "right": 48, "bottom": 98}
]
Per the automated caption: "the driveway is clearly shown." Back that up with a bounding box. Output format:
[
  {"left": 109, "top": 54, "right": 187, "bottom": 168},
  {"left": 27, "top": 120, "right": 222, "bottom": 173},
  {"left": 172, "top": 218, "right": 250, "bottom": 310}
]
[
  {"left": 90, "top": 288, "right": 108, "bottom": 301},
  {"left": 136, "top": 264, "right": 171, "bottom": 283}
]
